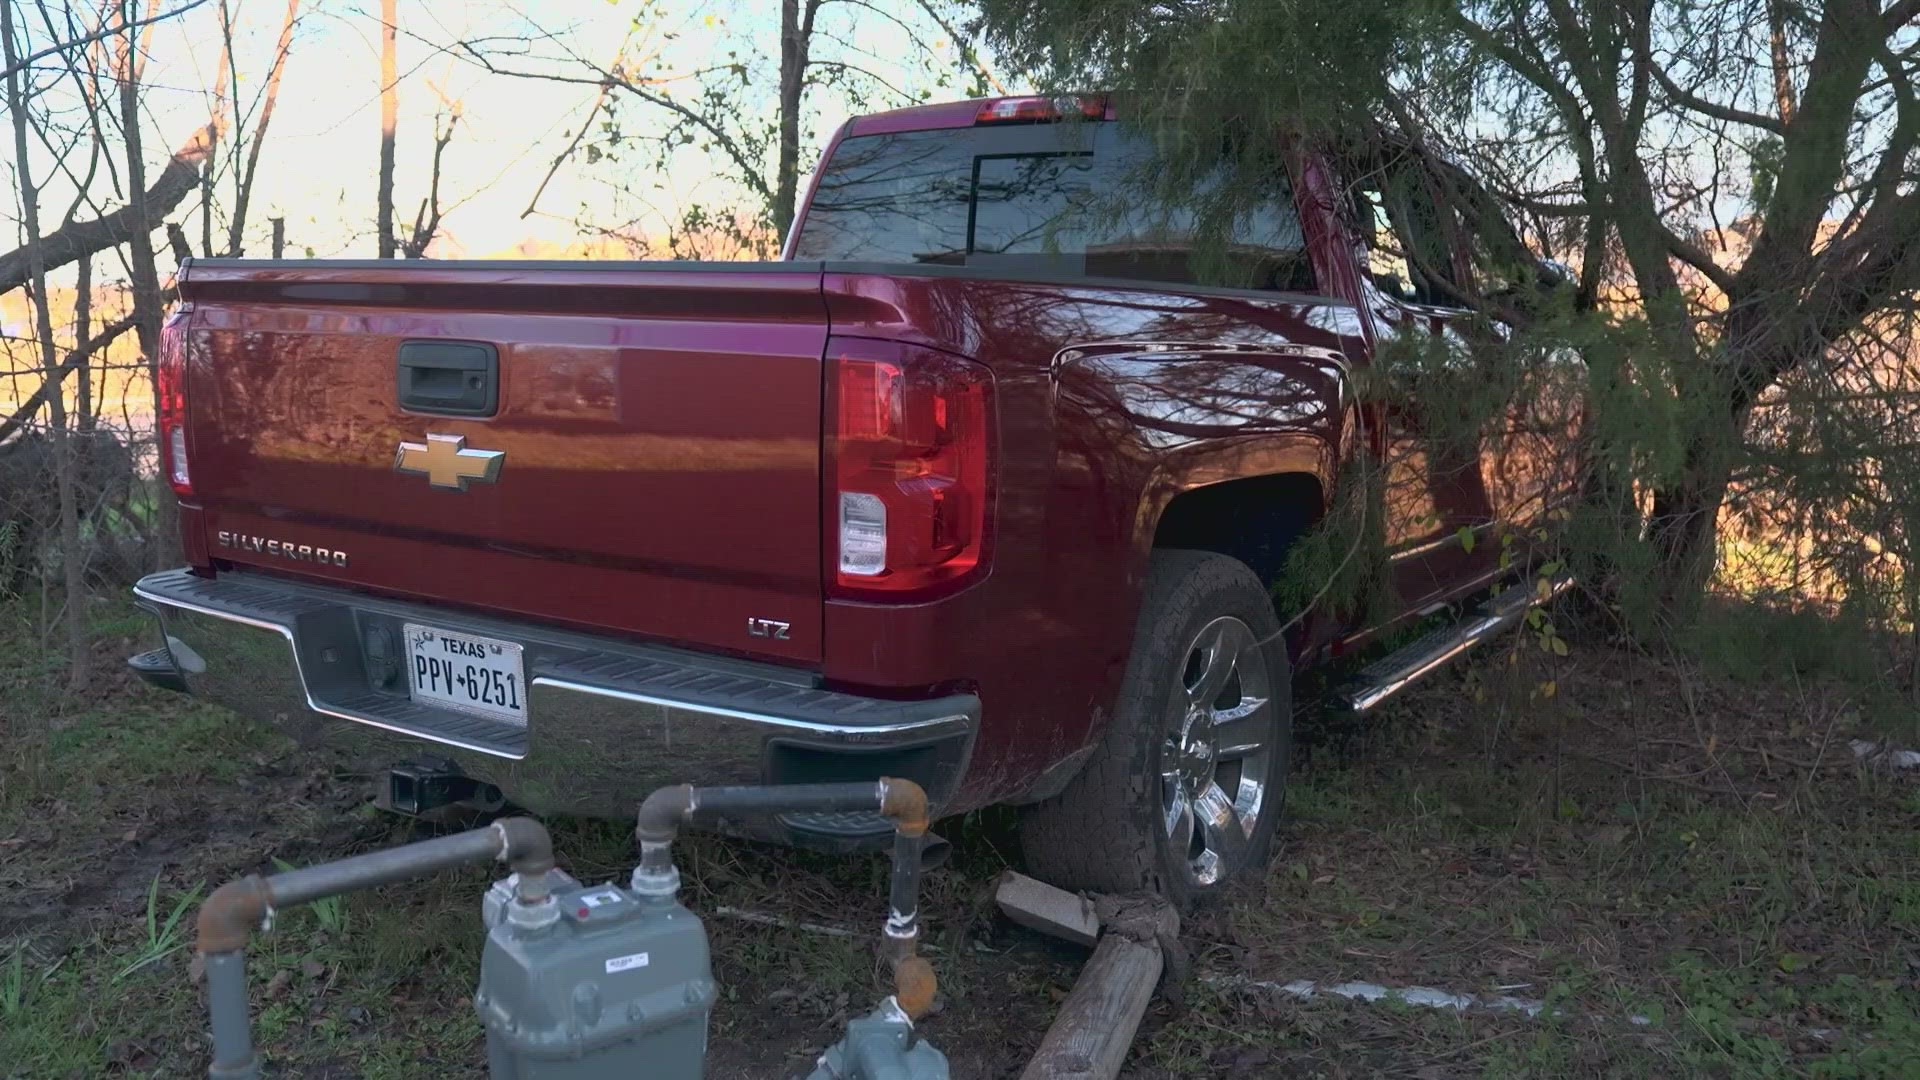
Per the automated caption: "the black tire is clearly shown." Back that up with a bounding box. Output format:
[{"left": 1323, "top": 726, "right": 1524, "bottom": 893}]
[{"left": 1019, "top": 549, "right": 1292, "bottom": 907}]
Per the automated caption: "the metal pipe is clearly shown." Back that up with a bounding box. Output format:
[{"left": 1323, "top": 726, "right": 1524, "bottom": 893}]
[
  {"left": 194, "top": 818, "right": 553, "bottom": 1078},
  {"left": 266, "top": 823, "right": 517, "bottom": 907},
  {"left": 631, "top": 779, "right": 939, "bottom": 1020},
  {"left": 887, "top": 828, "right": 922, "bottom": 939},
  {"left": 875, "top": 778, "right": 934, "bottom": 1021},
  {"left": 204, "top": 951, "right": 258, "bottom": 1080},
  {"left": 633, "top": 781, "right": 897, "bottom": 883},
  {"left": 689, "top": 780, "right": 896, "bottom": 819}
]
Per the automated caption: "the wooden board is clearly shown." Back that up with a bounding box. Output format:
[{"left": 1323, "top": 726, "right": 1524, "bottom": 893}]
[{"left": 995, "top": 871, "right": 1100, "bottom": 947}]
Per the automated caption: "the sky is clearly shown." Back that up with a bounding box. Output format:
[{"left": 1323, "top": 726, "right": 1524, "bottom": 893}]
[{"left": 11, "top": 0, "right": 1006, "bottom": 262}]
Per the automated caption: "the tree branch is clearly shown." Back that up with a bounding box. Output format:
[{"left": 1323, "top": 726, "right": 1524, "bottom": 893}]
[
  {"left": 0, "top": 306, "right": 151, "bottom": 444},
  {"left": 522, "top": 89, "right": 606, "bottom": 219},
  {"left": 403, "top": 107, "right": 458, "bottom": 258},
  {"left": 0, "top": 0, "right": 207, "bottom": 82},
  {"left": 1741, "top": 0, "right": 1881, "bottom": 291},
  {"left": 1664, "top": 229, "right": 1738, "bottom": 295},
  {"left": 0, "top": 126, "right": 213, "bottom": 294},
  {"left": 450, "top": 43, "right": 775, "bottom": 205},
  {"left": 905, "top": 0, "right": 1006, "bottom": 94},
  {"left": 1642, "top": 49, "right": 1789, "bottom": 133},
  {"left": 802, "top": 56, "right": 916, "bottom": 102}
]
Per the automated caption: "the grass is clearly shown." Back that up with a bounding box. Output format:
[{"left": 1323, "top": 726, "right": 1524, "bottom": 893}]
[
  {"left": 0, "top": 948, "right": 24, "bottom": 1017},
  {"left": 2, "top": 593, "right": 1918, "bottom": 1077},
  {"left": 273, "top": 858, "right": 347, "bottom": 935},
  {"left": 1132, "top": 622, "right": 1920, "bottom": 1078},
  {"left": 113, "top": 874, "right": 203, "bottom": 981}
]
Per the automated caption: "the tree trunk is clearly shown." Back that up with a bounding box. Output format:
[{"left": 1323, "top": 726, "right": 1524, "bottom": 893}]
[
  {"left": 200, "top": 0, "right": 233, "bottom": 257},
  {"left": 1644, "top": 381, "right": 1752, "bottom": 627},
  {"left": 116, "top": 0, "right": 177, "bottom": 568},
  {"left": 1768, "top": 0, "right": 1796, "bottom": 125},
  {"left": 4, "top": 0, "right": 89, "bottom": 688},
  {"left": 377, "top": 0, "right": 397, "bottom": 258},
  {"left": 772, "top": 0, "right": 810, "bottom": 244},
  {"left": 74, "top": 255, "right": 92, "bottom": 433},
  {"left": 1646, "top": 479, "right": 1726, "bottom": 624}
]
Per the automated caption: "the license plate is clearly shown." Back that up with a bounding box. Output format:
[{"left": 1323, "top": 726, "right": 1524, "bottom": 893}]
[{"left": 403, "top": 623, "right": 527, "bottom": 726}]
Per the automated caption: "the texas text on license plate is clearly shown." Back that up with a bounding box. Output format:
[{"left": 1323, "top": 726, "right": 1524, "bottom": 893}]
[{"left": 403, "top": 623, "right": 527, "bottom": 726}]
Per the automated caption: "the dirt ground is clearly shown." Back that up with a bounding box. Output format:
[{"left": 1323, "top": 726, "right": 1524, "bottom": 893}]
[{"left": 3, "top": 600, "right": 1917, "bottom": 1078}]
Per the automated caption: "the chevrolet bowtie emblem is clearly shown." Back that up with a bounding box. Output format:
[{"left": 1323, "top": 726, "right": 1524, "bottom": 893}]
[{"left": 395, "top": 433, "right": 505, "bottom": 491}]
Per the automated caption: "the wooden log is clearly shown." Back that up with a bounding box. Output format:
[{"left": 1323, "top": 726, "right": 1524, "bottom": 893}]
[
  {"left": 1021, "top": 935, "right": 1164, "bottom": 1079},
  {"left": 996, "top": 871, "right": 1100, "bottom": 947},
  {"left": 1020, "top": 897, "right": 1178, "bottom": 1080}
]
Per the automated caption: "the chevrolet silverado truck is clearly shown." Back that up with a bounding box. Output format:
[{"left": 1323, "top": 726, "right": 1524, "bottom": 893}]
[{"left": 130, "top": 95, "right": 1575, "bottom": 902}]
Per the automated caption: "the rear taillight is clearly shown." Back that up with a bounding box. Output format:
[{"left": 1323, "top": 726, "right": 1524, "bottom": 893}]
[
  {"left": 156, "top": 310, "right": 191, "bottom": 497},
  {"left": 827, "top": 339, "right": 993, "bottom": 600}
]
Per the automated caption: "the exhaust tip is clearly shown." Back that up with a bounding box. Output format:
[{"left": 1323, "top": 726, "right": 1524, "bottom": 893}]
[{"left": 919, "top": 831, "right": 952, "bottom": 871}]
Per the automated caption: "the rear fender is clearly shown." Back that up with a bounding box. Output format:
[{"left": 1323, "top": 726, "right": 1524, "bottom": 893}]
[
  {"left": 1053, "top": 343, "right": 1345, "bottom": 722},
  {"left": 1051, "top": 341, "right": 1345, "bottom": 559}
]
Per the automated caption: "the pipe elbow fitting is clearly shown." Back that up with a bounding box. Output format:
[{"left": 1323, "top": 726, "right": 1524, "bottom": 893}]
[
  {"left": 196, "top": 876, "right": 273, "bottom": 956},
  {"left": 634, "top": 783, "right": 697, "bottom": 844},
  {"left": 492, "top": 817, "right": 555, "bottom": 878},
  {"left": 877, "top": 777, "right": 928, "bottom": 838},
  {"left": 891, "top": 954, "right": 938, "bottom": 1021}
]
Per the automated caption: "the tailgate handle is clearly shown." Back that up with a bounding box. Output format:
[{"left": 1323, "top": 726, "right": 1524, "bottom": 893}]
[{"left": 397, "top": 340, "right": 498, "bottom": 417}]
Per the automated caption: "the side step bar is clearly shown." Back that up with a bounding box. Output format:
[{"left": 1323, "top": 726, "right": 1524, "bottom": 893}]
[{"left": 1335, "top": 574, "right": 1574, "bottom": 715}]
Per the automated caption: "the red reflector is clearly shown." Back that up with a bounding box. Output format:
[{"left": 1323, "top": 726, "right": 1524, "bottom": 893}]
[
  {"left": 974, "top": 95, "right": 1109, "bottom": 125},
  {"left": 827, "top": 339, "right": 994, "bottom": 601}
]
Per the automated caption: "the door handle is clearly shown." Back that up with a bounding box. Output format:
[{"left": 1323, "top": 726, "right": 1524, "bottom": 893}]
[{"left": 397, "top": 340, "right": 498, "bottom": 417}]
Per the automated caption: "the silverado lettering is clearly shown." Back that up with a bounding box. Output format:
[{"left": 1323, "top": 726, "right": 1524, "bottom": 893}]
[
  {"left": 215, "top": 531, "right": 349, "bottom": 567},
  {"left": 134, "top": 95, "right": 1575, "bottom": 907}
]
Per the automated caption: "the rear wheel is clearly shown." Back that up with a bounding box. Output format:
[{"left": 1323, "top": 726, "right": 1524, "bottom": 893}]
[{"left": 1019, "top": 550, "right": 1291, "bottom": 906}]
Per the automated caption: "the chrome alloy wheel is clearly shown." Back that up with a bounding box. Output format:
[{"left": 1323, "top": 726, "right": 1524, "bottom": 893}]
[{"left": 1160, "top": 615, "right": 1276, "bottom": 888}]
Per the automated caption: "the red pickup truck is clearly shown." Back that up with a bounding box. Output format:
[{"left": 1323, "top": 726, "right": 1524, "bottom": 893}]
[{"left": 131, "top": 95, "right": 1573, "bottom": 902}]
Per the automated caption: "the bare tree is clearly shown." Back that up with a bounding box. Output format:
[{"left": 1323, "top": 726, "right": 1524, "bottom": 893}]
[
  {"left": 399, "top": 99, "right": 458, "bottom": 258},
  {"left": 3, "top": 0, "right": 87, "bottom": 684},
  {"left": 198, "top": 0, "right": 231, "bottom": 257},
  {"left": 226, "top": 0, "right": 301, "bottom": 255},
  {"left": 116, "top": 0, "right": 181, "bottom": 565},
  {"left": 772, "top": 0, "right": 816, "bottom": 239},
  {"left": 450, "top": 0, "right": 999, "bottom": 253},
  {"left": 0, "top": 0, "right": 207, "bottom": 83},
  {"left": 376, "top": 0, "right": 396, "bottom": 257}
]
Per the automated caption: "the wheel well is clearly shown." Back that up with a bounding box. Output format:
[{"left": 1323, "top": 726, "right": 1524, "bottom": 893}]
[{"left": 1151, "top": 473, "right": 1324, "bottom": 598}]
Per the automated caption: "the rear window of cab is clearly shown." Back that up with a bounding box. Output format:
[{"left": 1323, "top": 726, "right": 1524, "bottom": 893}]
[{"left": 792, "top": 124, "right": 1317, "bottom": 294}]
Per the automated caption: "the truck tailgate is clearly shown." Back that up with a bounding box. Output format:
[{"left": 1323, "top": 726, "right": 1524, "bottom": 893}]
[{"left": 177, "top": 261, "right": 827, "bottom": 664}]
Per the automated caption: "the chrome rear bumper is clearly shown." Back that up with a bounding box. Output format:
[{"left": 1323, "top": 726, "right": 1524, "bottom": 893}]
[{"left": 132, "top": 569, "right": 976, "bottom": 832}]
